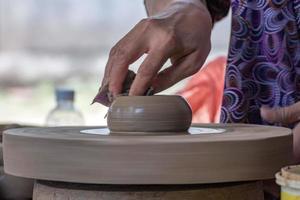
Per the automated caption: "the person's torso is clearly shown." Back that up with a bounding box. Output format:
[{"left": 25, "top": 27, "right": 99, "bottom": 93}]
[{"left": 221, "top": 0, "right": 300, "bottom": 125}]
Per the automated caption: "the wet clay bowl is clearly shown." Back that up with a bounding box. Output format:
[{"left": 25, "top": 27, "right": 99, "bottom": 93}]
[{"left": 107, "top": 95, "right": 192, "bottom": 133}]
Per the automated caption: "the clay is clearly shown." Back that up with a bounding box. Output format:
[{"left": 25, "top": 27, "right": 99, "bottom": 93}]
[
  {"left": 107, "top": 95, "right": 192, "bottom": 133},
  {"left": 33, "top": 180, "right": 264, "bottom": 200},
  {"left": 3, "top": 124, "right": 293, "bottom": 184},
  {"left": 92, "top": 70, "right": 154, "bottom": 107}
]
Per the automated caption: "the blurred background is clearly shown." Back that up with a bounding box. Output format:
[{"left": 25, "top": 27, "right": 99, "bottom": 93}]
[{"left": 0, "top": 0, "right": 231, "bottom": 126}]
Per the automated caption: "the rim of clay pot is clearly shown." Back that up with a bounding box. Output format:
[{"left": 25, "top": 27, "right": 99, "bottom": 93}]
[
  {"left": 114, "top": 95, "right": 192, "bottom": 110},
  {"left": 110, "top": 95, "right": 191, "bottom": 106},
  {"left": 112, "top": 94, "right": 188, "bottom": 102}
]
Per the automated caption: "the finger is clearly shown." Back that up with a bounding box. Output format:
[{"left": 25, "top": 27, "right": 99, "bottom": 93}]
[
  {"left": 107, "top": 40, "right": 145, "bottom": 96},
  {"left": 260, "top": 102, "right": 300, "bottom": 124},
  {"left": 129, "top": 49, "right": 169, "bottom": 95},
  {"left": 103, "top": 21, "right": 149, "bottom": 96},
  {"left": 152, "top": 51, "right": 204, "bottom": 93}
]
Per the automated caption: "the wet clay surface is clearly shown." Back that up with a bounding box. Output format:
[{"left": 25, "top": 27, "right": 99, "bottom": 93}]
[{"left": 107, "top": 95, "right": 192, "bottom": 133}]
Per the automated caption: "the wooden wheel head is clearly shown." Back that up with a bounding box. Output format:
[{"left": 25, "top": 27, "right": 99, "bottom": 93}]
[
  {"left": 2, "top": 124, "right": 293, "bottom": 184},
  {"left": 107, "top": 95, "right": 192, "bottom": 133}
]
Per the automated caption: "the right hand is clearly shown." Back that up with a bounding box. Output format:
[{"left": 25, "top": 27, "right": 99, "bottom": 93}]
[
  {"left": 102, "top": 0, "right": 213, "bottom": 96},
  {"left": 261, "top": 103, "right": 300, "bottom": 163}
]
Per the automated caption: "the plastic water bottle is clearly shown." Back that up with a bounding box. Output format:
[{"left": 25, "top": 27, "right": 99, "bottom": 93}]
[{"left": 46, "top": 88, "right": 84, "bottom": 126}]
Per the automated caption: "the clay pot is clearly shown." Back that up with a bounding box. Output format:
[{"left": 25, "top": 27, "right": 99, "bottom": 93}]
[{"left": 107, "top": 95, "right": 192, "bottom": 133}]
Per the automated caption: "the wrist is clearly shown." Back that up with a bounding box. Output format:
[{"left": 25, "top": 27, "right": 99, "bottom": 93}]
[
  {"left": 144, "top": 0, "right": 172, "bottom": 16},
  {"left": 145, "top": 0, "right": 209, "bottom": 17}
]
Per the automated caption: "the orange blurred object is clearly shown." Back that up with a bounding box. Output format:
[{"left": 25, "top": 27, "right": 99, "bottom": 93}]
[{"left": 177, "top": 56, "right": 227, "bottom": 123}]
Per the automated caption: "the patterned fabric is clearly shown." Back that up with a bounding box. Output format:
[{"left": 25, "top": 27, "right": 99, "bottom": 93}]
[{"left": 220, "top": 0, "right": 300, "bottom": 126}]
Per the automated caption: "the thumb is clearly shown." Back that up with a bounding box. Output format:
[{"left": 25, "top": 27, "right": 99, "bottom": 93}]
[{"left": 260, "top": 102, "right": 300, "bottom": 124}]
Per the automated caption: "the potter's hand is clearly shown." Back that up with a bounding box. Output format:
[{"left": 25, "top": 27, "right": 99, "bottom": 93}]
[
  {"left": 103, "top": 0, "right": 212, "bottom": 96},
  {"left": 261, "top": 102, "right": 300, "bottom": 162}
]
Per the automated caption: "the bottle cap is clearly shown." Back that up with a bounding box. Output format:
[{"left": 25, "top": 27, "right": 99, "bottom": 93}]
[{"left": 55, "top": 88, "right": 74, "bottom": 102}]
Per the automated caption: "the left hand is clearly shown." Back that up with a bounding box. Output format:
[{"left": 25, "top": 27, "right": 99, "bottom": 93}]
[{"left": 261, "top": 102, "right": 300, "bottom": 163}]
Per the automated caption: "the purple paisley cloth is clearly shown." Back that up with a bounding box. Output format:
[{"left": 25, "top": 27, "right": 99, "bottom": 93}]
[{"left": 220, "top": 0, "right": 300, "bottom": 126}]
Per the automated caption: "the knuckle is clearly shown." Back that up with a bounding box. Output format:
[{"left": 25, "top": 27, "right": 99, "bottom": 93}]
[
  {"left": 109, "top": 45, "right": 126, "bottom": 56},
  {"left": 109, "top": 45, "right": 127, "bottom": 60},
  {"left": 141, "top": 18, "right": 157, "bottom": 26},
  {"left": 140, "top": 18, "right": 149, "bottom": 25},
  {"left": 165, "top": 32, "right": 177, "bottom": 47},
  {"left": 109, "top": 45, "right": 118, "bottom": 56},
  {"left": 109, "top": 79, "right": 122, "bottom": 92},
  {"left": 109, "top": 83, "right": 117, "bottom": 91}
]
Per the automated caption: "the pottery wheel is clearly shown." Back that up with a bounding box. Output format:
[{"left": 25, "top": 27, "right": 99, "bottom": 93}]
[{"left": 3, "top": 124, "right": 292, "bottom": 185}]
